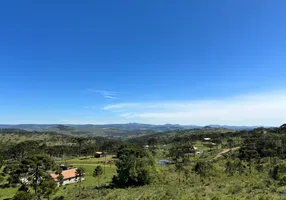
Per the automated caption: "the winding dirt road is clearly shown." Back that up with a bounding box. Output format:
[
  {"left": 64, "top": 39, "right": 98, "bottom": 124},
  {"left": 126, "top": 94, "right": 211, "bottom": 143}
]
[{"left": 214, "top": 147, "right": 240, "bottom": 159}]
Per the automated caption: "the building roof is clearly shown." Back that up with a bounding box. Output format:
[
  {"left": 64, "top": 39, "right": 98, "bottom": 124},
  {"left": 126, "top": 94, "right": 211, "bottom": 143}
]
[
  {"left": 203, "top": 138, "right": 211, "bottom": 141},
  {"left": 95, "top": 152, "right": 103, "bottom": 154},
  {"left": 50, "top": 168, "right": 78, "bottom": 181}
]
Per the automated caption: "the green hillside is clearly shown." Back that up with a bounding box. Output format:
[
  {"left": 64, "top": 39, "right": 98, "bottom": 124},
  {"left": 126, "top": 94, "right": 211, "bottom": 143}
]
[{"left": 1, "top": 125, "right": 286, "bottom": 199}]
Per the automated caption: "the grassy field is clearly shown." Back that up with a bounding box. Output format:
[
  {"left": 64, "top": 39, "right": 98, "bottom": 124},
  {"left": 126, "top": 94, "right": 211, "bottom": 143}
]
[
  {"left": 0, "top": 187, "right": 18, "bottom": 200},
  {"left": 54, "top": 156, "right": 118, "bottom": 198},
  {"left": 54, "top": 164, "right": 117, "bottom": 198}
]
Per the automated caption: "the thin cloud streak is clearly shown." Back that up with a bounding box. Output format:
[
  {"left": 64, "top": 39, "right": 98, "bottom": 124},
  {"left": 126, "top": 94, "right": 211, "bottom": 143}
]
[
  {"left": 87, "top": 89, "right": 120, "bottom": 100},
  {"left": 103, "top": 91, "right": 286, "bottom": 126}
]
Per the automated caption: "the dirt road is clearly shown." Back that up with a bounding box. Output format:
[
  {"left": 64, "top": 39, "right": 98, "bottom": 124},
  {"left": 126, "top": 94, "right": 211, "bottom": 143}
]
[{"left": 214, "top": 147, "right": 240, "bottom": 159}]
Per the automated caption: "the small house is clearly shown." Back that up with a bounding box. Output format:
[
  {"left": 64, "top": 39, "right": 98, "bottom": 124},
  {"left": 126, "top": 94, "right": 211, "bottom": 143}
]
[
  {"left": 94, "top": 152, "right": 104, "bottom": 158},
  {"left": 50, "top": 168, "right": 85, "bottom": 186}
]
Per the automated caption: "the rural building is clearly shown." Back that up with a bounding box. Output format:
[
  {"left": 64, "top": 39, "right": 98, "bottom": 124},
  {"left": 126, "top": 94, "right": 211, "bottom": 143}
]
[
  {"left": 94, "top": 151, "right": 104, "bottom": 158},
  {"left": 50, "top": 168, "right": 85, "bottom": 186}
]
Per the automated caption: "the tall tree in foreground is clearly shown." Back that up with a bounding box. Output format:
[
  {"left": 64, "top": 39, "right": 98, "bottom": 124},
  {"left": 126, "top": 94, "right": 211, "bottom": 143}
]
[
  {"left": 93, "top": 165, "right": 103, "bottom": 187},
  {"left": 113, "top": 147, "right": 157, "bottom": 187},
  {"left": 5, "top": 154, "right": 56, "bottom": 200},
  {"left": 38, "top": 179, "right": 58, "bottom": 200}
]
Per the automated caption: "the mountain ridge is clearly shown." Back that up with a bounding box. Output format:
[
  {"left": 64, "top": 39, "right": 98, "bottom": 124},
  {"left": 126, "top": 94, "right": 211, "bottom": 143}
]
[{"left": 0, "top": 123, "right": 267, "bottom": 131}]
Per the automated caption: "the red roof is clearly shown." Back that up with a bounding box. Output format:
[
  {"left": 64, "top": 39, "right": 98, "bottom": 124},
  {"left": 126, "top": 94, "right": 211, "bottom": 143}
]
[{"left": 50, "top": 168, "right": 78, "bottom": 181}]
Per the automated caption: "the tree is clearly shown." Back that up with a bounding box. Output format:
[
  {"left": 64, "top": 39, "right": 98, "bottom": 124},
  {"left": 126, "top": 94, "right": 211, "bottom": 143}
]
[
  {"left": 5, "top": 154, "right": 56, "bottom": 200},
  {"left": 225, "top": 160, "right": 235, "bottom": 176},
  {"left": 227, "top": 139, "right": 234, "bottom": 150},
  {"left": 75, "top": 167, "right": 85, "bottom": 197},
  {"left": 147, "top": 137, "right": 157, "bottom": 146},
  {"left": 175, "top": 157, "right": 184, "bottom": 185},
  {"left": 76, "top": 167, "right": 85, "bottom": 182},
  {"left": 0, "top": 154, "right": 4, "bottom": 169},
  {"left": 183, "top": 167, "right": 191, "bottom": 182},
  {"left": 93, "top": 166, "right": 103, "bottom": 187},
  {"left": 57, "top": 173, "right": 64, "bottom": 186},
  {"left": 234, "top": 159, "right": 245, "bottom": 175},
  {"left": 74, "top": 137, "right": 88, "bottom": 157},
  {"left": 5, "top": 141, "right": 41, "bottom": 161},
  {"left": 238, "top": 140, "right": 260, "bottom": 173},
  {"left": 13, "top": 191, "right": 36, "bottom": 200},
  {"left": 271, "top": 162, "right": 286, "bottom": 185},
  {"left": 168, "top": 144, "right": 195, "bottom": 161},
  {"left": 193, "top": 161, "right": 213, "bottom": 178},
  {"left": 38, "top": 180, "right": 58, "bottom": 200},
  {"left": 113, "top": 147, "right": 157, "bottom": 187}
]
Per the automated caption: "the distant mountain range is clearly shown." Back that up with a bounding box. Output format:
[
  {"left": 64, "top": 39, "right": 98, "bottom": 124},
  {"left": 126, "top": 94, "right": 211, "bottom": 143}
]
[{"left": 0, "top": 123, "right": 265, "bottom": 132}]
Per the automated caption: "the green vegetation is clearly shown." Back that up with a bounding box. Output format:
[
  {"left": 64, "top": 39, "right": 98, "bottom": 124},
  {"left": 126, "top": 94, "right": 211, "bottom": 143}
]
[
  {"left": 1, "top": 125, "right": 286, "bottom": 199},
  {"left": 93, "top": 166, "right": 103, "bottom": 187},
  {"left": 113, "top": 147, "right": 157, "bottom": 187}
]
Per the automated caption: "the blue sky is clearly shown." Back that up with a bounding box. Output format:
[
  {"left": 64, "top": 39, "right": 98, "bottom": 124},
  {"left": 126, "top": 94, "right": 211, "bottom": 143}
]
[{"left": 1, "top": 0, "right": 286, "bottom": 125}]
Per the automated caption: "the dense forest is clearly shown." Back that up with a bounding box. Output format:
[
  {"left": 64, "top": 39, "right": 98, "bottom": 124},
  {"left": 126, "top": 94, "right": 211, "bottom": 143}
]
[{"left": 1, "top": 124, "right": 286, "bottom": 199}]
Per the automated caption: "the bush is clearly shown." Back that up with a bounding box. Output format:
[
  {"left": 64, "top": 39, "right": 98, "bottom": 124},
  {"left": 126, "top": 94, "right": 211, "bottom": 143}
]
[
  {"left": 53, "top": 196, "right": 65, "bottom": 200},
  {"left": 13, "top": 191, "right": 36, "bottom": 200},
  {"left": 270, "top": 162, "right": 286, "bottom": 185}
]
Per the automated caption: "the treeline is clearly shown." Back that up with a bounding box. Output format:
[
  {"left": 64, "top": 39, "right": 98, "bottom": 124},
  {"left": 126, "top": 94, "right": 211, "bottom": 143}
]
[
  {"left": 0, "top": 133, "right": 124, "bottom": 161},
  {"left": 129, "top": 126, "right": 285, "bottom": 146}
]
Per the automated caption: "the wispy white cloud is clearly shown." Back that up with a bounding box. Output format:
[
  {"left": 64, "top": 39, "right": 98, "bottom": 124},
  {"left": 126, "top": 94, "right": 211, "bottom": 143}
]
[
  {"left": 87, "top": 89, "right": 120, "bottom": 100},
  {"left": 119, "top": 112, "right": 135, "bottom": 118},
  {"left": 104, "top": 95, "right": 119, "bottom": 100},
  {"left": 103, "top": 103, "right": 138, "bottom": 110},
  {"left": 103, "top": 91, "right": 286, "bottom": 126}
]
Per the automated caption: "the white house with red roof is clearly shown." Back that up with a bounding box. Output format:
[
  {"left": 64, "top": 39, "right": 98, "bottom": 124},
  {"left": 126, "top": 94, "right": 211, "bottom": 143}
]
[{"left": 50, "top": 168, "right": 85, "bottom": 186}]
